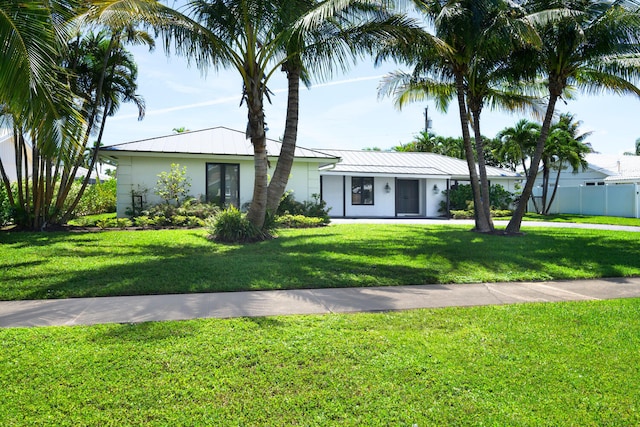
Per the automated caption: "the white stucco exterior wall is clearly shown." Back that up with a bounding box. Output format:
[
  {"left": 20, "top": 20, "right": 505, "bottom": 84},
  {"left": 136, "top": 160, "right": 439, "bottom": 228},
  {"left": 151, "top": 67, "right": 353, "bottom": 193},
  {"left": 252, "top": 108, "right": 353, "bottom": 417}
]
[
  {"left": 321, "top": 175, "right": 453, "bottom": 218},
  {"left": 113, "top": 154, "right": 322, "bottom": 217}
]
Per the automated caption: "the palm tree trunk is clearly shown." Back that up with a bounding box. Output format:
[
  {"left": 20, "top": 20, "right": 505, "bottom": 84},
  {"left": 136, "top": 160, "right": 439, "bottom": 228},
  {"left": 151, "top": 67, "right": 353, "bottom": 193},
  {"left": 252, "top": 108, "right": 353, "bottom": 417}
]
[
  {"left": 506, "top": 94, "right": 559, "bottom": 233},
  {"left": 61, "top": 98, "right": 113, "bottom": 223},
  {"left": 245, "top": 72, "right": 268, "bottom": 230},
  {"left": 266, "top": 63, "right": 300, "bottom": 215},
  {"left": 454, "top": 74, "right": 491, "bottom": 232},
  {"left": 544, "top": 161, "right": 564, "bottom": 215},
  {"left": 540, "top": 161, "right": 550, "bottom": 214},
  {"left": 471, "top": 108, "right": 494, "bottom": 232}
]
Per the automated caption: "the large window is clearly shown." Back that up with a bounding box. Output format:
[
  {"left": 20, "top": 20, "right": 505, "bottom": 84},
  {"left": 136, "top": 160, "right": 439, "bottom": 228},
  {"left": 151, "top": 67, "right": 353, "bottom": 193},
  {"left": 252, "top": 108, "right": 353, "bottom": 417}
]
[
  {"left": 352, "top": 177, "right": 374, "bottom": 205},
  {"left": 206, "top": 163, "right": 239, "bottom": 207}
]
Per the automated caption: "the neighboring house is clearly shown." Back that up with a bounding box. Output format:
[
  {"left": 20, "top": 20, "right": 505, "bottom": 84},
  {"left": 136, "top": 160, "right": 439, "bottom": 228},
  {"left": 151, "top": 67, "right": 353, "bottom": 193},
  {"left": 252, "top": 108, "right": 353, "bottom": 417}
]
[
  {"left": 318, "top": 150, "right": 521, "bottom": 218},
  {"left": 531, "top": 153, "right": 640, "bottom": 217},
  {"left": 98, "top": 127, "right": 340, "bottom": 217},
  {"left": 1, "top": 128, "right": 108, "bottom": 184},
  {"left": 0, "top": 129, "right": 32, "bottom": 182}
]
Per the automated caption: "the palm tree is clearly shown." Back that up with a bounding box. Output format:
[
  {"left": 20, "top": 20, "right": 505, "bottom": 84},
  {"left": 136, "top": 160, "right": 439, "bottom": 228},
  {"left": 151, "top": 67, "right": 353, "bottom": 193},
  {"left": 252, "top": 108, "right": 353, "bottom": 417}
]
[
  {"left": 165, "top": 0, "right": 303, "bottom": 230},
  {"left": 495, "top": 119, "right": 540, "bottom": 173},
  {"left": 0, "top": 0, "right": 82, "bottom": 159},
  {"left": 506, "top": 0, "right": 640, "bottom": 233},
  {"left": 0, "top": 0, "right": 164, "bottom": 229},
  {"left": 377, "top": 0, "right": 539, "bottom": 233},
  {"left": 538, "top": 113, "right": 591, "bottom": 215},
  {"left": 263, "top": 0, "right": 419, "bottom": 215},
  {"left": 165, "top": 0, "right": 417, "bottom": 229},
  {"left": 59, "top": 29, "right": 150, "bottom": 223}
]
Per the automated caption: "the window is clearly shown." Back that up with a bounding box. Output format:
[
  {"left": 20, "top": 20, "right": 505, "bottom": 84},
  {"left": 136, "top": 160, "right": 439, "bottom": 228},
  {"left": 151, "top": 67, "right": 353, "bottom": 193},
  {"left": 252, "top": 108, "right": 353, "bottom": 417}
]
[
  {"left": 352, "top": 177, "right": 374, "bottom": 205},
  {"left": 585, "top": 182, "right": 605, "bottom": 186},
  {"left": 206, "top": 163, "right": 239, "bottom": 207}
]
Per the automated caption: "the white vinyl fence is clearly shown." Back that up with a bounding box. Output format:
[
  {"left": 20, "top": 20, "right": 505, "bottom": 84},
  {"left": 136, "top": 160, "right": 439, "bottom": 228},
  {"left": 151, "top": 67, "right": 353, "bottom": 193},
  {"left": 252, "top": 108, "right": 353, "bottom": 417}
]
[{"left": 529, "top": 183, "right": 640, "bottom": 218}]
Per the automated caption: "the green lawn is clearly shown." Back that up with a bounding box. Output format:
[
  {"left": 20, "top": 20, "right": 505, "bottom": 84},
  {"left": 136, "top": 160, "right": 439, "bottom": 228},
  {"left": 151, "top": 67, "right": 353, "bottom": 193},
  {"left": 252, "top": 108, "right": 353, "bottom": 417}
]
[
  {"left": 1, "top": 299, "right": 638, "bottom": 425},
  {"left": 1, "top": 224, "right": 639, "bottom": 300},
  {"left": 2, "top": 224, "right": 639, "bottom": 425},
  {"left": 499, "top": 213, "right": 640, "bottom": 226}
]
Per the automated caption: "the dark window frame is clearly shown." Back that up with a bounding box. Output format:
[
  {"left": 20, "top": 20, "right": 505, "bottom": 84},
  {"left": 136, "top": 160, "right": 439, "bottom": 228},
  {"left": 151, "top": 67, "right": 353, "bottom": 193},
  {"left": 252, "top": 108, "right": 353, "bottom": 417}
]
[
  {"left": 206, "top": 163, "right": 240, "bottom": 207},
  {"left": 351, "top": 176, "right": 374, "bottom": 205}
]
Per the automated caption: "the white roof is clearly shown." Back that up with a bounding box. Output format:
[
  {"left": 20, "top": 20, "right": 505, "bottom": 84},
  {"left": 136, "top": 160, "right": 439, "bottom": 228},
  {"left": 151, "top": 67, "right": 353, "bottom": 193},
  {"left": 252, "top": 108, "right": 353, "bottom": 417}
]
[
  {"left": 585, "top": 153, "right": 640, "bottom": 182},
  {"left": 317, "top": 149, "right": 521, "bottom": 178},
  {"left": 100, "top": 126, "right": 338, "bottom": 161}
]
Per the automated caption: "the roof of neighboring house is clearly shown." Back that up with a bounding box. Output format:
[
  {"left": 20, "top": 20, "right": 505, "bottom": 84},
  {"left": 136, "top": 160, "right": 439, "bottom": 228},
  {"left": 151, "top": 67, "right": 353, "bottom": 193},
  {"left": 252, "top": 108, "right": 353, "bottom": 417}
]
[
  {"left": 99, "top": 126, "right": 339, "bottom": 161},
  {"left": 316, "top": 149, "right": 521, "bottom": 178},
  {"left": 584, "top": 153, "right": 640, "bottom": 183}
]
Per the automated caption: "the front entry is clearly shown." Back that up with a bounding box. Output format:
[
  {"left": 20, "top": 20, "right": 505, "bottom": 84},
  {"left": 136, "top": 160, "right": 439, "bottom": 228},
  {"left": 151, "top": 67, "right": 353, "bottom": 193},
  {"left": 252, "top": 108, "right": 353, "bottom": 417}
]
[{"left": 396, "top": 179, "right": 420, "bottom": 215}]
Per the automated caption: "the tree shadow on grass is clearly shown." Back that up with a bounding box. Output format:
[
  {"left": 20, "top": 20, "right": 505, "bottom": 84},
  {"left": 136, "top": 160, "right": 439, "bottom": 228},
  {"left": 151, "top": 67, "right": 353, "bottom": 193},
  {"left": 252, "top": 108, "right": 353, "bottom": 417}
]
[{"left": 3, "top": 226, "right": 640, "bottom": 302}]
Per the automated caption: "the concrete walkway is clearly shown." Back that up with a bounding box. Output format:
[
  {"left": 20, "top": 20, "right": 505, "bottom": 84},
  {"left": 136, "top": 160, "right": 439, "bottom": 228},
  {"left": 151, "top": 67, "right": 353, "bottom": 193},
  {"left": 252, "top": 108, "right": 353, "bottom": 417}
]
[{"left": 2, "top": 277, "right": 640, "bottom": 328}]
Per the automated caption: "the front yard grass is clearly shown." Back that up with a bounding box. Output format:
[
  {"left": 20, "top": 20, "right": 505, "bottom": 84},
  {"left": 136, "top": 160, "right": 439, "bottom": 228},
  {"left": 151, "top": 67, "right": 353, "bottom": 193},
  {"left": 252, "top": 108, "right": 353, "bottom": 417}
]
[
  {"left": 1, "top": 299, "right": 638, "bottom": 425},
  {"left": 1, "top": 224, "right": 639, "bottom": 300},
  {"left": 505, "top": 213, "right": 640, "bottom": 226}
]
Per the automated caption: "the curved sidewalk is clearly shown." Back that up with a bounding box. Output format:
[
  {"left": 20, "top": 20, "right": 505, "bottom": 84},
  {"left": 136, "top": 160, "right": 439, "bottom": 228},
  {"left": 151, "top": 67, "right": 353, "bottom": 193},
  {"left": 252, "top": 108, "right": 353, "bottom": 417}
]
[{"left": 2, "top": 277, "right": 640, "bottom": 328}]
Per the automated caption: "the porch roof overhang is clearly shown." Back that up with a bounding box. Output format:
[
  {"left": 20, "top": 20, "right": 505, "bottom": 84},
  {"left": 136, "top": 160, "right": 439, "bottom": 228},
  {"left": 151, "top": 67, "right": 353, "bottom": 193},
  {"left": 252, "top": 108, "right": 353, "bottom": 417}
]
[{"left": 320, "top": 164, "right": 449, "bottom": 179}]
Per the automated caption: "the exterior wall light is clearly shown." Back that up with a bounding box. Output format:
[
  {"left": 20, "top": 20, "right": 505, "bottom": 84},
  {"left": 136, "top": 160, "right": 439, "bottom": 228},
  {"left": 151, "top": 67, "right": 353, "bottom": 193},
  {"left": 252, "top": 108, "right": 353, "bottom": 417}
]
[
  {"left": 384, "top": 182, "right": 391, "bottom": 193},
  {"left": 433, "top": 184, "right": 439, "bottom": 194}
]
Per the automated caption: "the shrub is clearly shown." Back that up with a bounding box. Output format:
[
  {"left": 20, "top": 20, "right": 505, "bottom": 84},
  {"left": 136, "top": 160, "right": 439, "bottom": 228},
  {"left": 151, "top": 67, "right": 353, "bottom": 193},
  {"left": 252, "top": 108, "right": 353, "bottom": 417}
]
[
  {"left": 449, "top": 209, "right": 513, "bottom": 220},
  {"left": 276, "top": 192, "right": 331, "bottom": 223},
  {"left": 206, "top": 206, "right": 270, "bottom": 243},
  {"left": 96, "top": 218, "right": 116, "bottom": 229},
  {"left": 68, "top": 179, "right": 117, "bottom": 217},
  {"left": 439, "top": 184, "right": 515, "bottom": 215},
  {"left": 170, "top": 215, "right": 188, "bottom": 226},
  {"left": 0, "top": 183, "right": 14, "bottom": 226},
  {"left": 275, "top": 214, "right": 326, "bottom": 228},
  {"left": 144, "top": 199, "right": 219, "bottom": 221},
  {"left": 276, "top": 191, "right": 305, "bottom": 216},
  {"left": 155, "top": 163, "right": 191, "bottom": 206},
  {"left": 116, "top": 218, "right": 132, "bottom": 229},
  {"left": 133, "top": 216, "right": 153, "bottom": 228},
  {"left": 489, "top": 184, "right": 514, "bottom": 210}
]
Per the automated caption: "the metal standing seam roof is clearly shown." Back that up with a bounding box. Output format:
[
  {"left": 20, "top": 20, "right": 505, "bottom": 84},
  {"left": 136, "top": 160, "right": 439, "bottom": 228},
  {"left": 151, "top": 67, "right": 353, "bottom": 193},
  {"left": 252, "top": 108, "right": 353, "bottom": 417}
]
[
  {"left": 316, "top": 149, "right": 521, "bottom": 178},
  {"left": 584, "top": 153, "right": 640, "bottom": 182},
  {"left": 99, "top": 126, "right": 339, "bottom": 161}
]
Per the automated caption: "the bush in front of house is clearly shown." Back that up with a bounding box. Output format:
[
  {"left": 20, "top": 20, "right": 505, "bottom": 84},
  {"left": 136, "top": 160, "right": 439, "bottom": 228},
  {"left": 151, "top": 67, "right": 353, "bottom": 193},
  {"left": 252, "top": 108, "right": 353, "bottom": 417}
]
[
  {"left": 275, "top": 214, "right": 326, "bottom": 228},
  {"left": 276, "top": 192, "right": 331, "bottom": 224},
  {"left": 206, "top": 206, "right": 272, "bottom": 243},
  {"left": 439, "top": 184, "right": 515, "bottom": 217},
  {"left": 67, "top": 179, "right": 117, "bottom": 217},
  {"left": 450, "top": 209, "right": 513, "bottom": 219},
  {"left": 0, "top": 183, "right": 14, "bottom": 226}
]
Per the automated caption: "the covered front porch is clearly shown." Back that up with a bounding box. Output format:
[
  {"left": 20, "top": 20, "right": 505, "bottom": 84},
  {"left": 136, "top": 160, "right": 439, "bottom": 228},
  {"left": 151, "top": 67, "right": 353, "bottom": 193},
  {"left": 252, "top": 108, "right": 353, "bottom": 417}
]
[{"left": 320, "top": 174, "right": 450, "bottom": 218}]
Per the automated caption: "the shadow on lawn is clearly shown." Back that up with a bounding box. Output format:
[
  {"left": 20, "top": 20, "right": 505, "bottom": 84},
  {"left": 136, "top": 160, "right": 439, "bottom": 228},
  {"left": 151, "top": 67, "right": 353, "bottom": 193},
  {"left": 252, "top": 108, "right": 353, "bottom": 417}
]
[{"left": 4, "top": 225, "right": 640, "bottom": 302}]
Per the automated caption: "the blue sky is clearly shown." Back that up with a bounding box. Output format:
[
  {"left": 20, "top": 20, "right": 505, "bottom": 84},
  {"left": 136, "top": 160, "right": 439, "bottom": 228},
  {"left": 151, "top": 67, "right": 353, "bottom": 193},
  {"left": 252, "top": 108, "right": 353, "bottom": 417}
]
[{"left": 102, "top": 42, "right": 640, "bottom": 156}]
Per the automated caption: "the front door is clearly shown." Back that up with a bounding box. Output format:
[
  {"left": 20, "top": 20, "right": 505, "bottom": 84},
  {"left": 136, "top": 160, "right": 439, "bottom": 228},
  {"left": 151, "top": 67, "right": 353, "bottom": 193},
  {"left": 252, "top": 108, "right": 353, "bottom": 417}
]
[{"left": 396, "top": 179, "right": 420, "bottom": 215}]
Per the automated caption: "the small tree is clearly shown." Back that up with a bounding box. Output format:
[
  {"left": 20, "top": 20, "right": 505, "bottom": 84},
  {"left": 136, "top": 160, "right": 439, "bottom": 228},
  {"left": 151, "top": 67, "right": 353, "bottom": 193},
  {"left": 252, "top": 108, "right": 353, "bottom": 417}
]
[{"left": 155, "top": 164, "right": 191, "bottom": 206}]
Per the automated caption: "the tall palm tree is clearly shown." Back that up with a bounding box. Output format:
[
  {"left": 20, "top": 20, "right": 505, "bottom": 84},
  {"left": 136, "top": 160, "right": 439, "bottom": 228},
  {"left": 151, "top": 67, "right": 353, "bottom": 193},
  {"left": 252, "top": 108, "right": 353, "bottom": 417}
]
[
  {"left": 60, "top": 30, "right": 149, "bottom": 223},
  {"left": 377, "top": 0, "right": 539, "bottom": 233},
  {"left": 0, "top": 0, "right": 82, "bottom": 159},
  {"left": 165, "top": 0, "right": 417, "bottom": 229},
  {"left": 165, "top": 0, "right": 301, "bottom": 230},
  {"left": 265, "top": 0, "right": 418, "bottom": 215},
  {"left": 0, "top": 0, "right": 165, "bottom": 229},
  {"left": 506, "top": 0, "right": 640, "bottom": 233}
]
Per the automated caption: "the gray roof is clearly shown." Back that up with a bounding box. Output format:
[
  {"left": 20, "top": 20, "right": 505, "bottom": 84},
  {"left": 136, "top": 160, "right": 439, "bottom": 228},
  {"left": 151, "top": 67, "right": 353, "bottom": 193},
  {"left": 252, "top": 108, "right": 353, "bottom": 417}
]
[
  {"left": 584, "top": 153, "right": 640, "bottom": 182},
  {"left": 100, "top": 126, "right": 339, "bottom": 160},
  {"left": 317, "top": 149, "right": 520, "bottom": 178}
]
